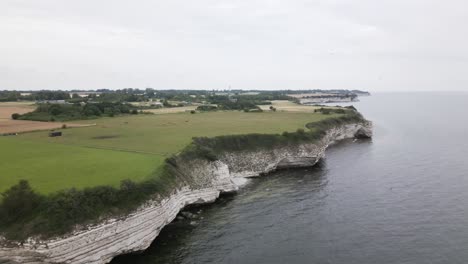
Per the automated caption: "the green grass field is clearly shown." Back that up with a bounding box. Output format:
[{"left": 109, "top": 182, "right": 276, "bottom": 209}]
[
  {"left": 0, "top": 137, "right": 164, "bottom": 194},
  {"left": 1, "top": 111, "right": 336, "bottom": 194}
]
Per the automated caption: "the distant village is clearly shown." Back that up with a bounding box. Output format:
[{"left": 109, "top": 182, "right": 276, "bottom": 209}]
[{"left": 3, "top": 89, "right": 370, "bottom": 106}]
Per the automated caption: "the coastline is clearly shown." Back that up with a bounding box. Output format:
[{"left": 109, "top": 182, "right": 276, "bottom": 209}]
[{"left": 0, "top": 121, "right": 372, "bottom": 264}]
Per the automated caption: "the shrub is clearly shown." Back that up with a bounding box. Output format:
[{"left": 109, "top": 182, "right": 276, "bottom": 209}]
[
  {"left": 131, "top": 109, "right": 138, "bottom": 115},
  {"left": 104, "top": 107, "right": 115, "bottom": 117},
  {"left": 314, "top": 107, "right": 348, "bottom": 115},
  {"left": 62, "top": 124, "right": 67, "bottom": 129},
  {"left": 11, "top": 113, "right": 20, "bottom": 120},
  {"left": 244, "top": 108, "right": 263, "bottom": 113},
  {"left": 190, "top": 110, "right": 196, "bottom": 114},
  {"left": 197, "top": 146, "right": 218, "bottom": 161},
  {"left": 196, "top": 105, "right": 218, "bottom": 111},
  {"left": 48, "top": 105, "right": 63, "bottom": 116},
  {"left": 83, "top": 104, "right": 102, "bottom": 116},
  {"left": 0, "top": 180, "right": 43, "bottom": 226}
]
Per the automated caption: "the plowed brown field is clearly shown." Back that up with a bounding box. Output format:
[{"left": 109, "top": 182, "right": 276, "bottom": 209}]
[{"left": 0, "top": 102, "right": 93, "bottom": 134}]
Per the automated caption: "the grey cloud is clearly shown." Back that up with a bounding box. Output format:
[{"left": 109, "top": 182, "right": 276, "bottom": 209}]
[{"left": 1, "top": 0, "right": 468, "bottom": 91}]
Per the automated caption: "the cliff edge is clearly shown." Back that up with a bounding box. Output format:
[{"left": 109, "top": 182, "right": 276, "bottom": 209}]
[{"left": 0, "top": 121, "right": 372, "bottom": 264}]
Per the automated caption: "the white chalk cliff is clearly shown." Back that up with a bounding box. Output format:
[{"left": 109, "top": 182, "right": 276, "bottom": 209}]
[{"left": 0, "top": 122, "right": 372, "bottom": 264}]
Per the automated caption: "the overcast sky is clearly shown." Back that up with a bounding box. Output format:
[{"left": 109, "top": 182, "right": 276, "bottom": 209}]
[{"left": 1, "top": 0, "right": 468, "bottom": 91}]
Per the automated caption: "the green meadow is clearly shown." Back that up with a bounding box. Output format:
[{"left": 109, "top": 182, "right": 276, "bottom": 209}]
[
  {"left": 0, "top": 137, "right": 164, "bottom": 194},
  {"left": 1, "top": 111, "right": 336, "bottom": 194}
]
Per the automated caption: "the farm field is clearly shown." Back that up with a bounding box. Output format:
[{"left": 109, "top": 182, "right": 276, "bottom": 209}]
[
  {"left": 145, "top": 106, "right": 197, "bottom": 114},
  {"left": 0, "top": 120, "right": 94, "bottom": 134},
  {"left": 18, "top": 111, "right": 336, "bottom": 154},
  {"left": 258, "top": 100, "right": 321, "bottom": 112},
  {"left": 0, "top": 101, "right": 36, "bottom": 119},
  {"left": 0, "top": 102, "right": 93, "bottom": 134},
  {"left": 0, "top": 137, "right": 163, "bottom": 194},
  {"left": 1, "top": 111, "right": 338, "bottom": 194}
]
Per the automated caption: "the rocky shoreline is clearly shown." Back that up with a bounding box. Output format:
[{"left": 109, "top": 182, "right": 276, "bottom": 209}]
[{"left": 0, "top": 122, "right": 372, "bottom": 264}]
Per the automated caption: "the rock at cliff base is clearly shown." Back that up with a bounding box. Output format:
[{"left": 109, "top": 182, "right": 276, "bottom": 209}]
[{"left": 354, "top": 127, "right": 372, "bottom": 139}]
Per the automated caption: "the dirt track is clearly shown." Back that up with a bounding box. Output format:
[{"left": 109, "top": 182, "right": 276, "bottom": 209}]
[{"left": 0, "top": 120, "right": 93, "bottom": 134}]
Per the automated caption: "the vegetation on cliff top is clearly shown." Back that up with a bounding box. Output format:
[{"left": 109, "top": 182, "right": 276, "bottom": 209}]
[
  {"left": 0, "top": 168, "right": 178, "bottom": 240},
  {"left": 188, "top": 107, "right": 363, "bottom": 156},
  {"left": 0, "top": 107, "right": 366, "bottom": 241}
]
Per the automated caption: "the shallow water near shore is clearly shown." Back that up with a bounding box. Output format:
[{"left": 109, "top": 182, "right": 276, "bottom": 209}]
[{"left": 112, "top": 92, "right": 468, "bottom": 264}]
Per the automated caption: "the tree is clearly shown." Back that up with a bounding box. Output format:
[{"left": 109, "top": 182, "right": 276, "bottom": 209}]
[
  {"left": 0, "top": 180, "right": 43, "bottom": 225},
  {"left": 48, "top": 105, "right": 63, "bottom": 116},
  {"left": 83, "top": 104, "right": 102, "bottom": 116},
  {"left": 104, "top": 107, "right": 115, "bottom": 117},
  {"left": 163, "top": 100, "right": 172, "bottom": 107}
]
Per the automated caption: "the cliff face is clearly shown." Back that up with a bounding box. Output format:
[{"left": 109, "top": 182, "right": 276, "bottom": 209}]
[
  {"left": 0, "top": 122, "right": 372, "bottom": 264},
  {"left": 299, "top": 96, "right": 358, "bottom": 104}
]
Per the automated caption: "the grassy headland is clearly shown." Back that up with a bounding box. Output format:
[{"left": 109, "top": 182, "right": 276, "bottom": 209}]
[
  {"left": 2, "top": 111, "right": 339, "bottom": 194},
  {"left": 0, "top": 107, "right": 365, "bottom": 240}
]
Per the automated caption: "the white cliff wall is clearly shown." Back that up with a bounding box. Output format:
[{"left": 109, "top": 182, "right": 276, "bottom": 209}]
[
  {"left": 0, "top": 122, "right": 372, "bottom": 264},
  {"left": 299, "top": 96, "right": 358, "bottom": 104}
]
